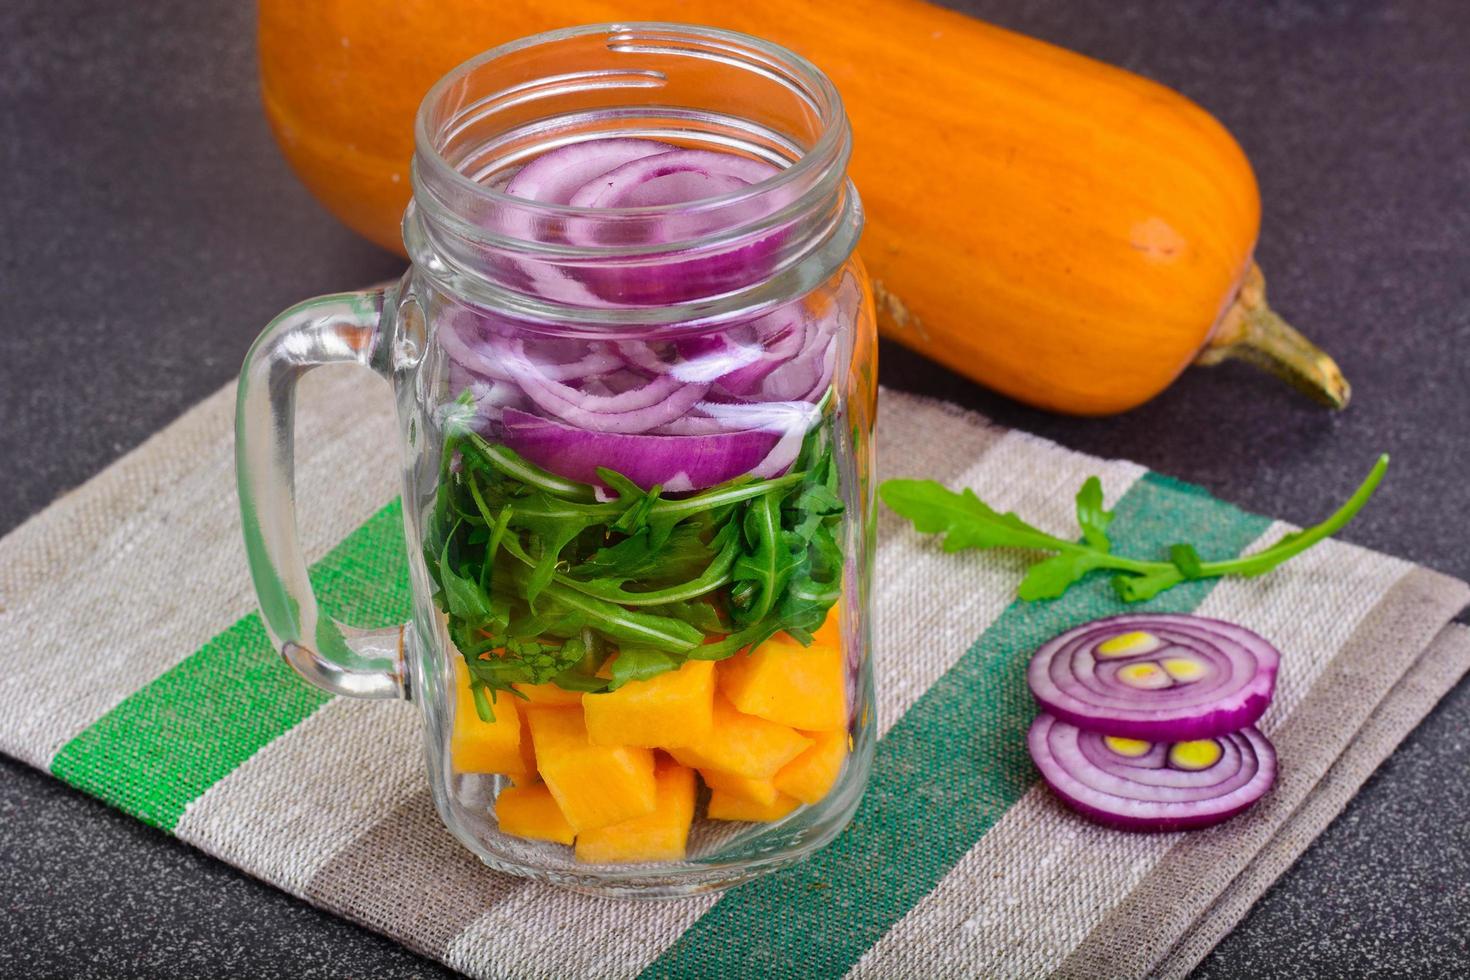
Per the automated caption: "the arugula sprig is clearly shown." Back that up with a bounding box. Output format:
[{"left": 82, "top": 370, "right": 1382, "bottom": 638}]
[
  {"left": 425, "top": 392, "right": 845, "bottom": 699},
  {"left": 880, "top": 454, "right": 1389, "bottom": 603}
]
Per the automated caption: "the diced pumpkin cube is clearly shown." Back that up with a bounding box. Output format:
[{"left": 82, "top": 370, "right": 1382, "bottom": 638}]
[
  {"left": 668, "top": 695, "right": 812, "bottom": 779},
  {"left": 811, "top": 606, "right": 843, "bottom": 648},
  {"left": 774, "top": 729, "right": 848, "bottom": 804},
  {"left": 513, "top": 681, "right": 584, "bottom": 706},
  {"left": 495, "top": 783, "right": 574, "bottom": 845},
  {"left": 699, "top": 767, "right": 779, "bottom": 806},
  {"left": 707, "top": 789, "right": 801, "bottom": 822},
  {"left": 450, "top": 660, "right": 525, "bottom": 775},
  {"left": 575, "top": 765, "right": 697, "bottom": 864},
  {"left": 514, "top": 710, "right": 537, "bottom": 777},
  {"left": 582, "top": 659, "right": 715, "bottom": 748},
  {"left": 527, "top": 707, "right": 657, "bottom": 832},
  {"left": 718, "top": 633, "right": 848, "bottom": 731}
]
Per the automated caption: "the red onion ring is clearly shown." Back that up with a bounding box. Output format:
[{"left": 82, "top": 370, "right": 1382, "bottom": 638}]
[
  {"left": 1027, "top": 614, "right": 1281, "bottom": 743},
  {"left": 505, "top": 138, "right": 671, "bottom": 204},
  {"left": 712, "top": 309, "right": 807, "bottom": 395},
  {"left": 566, "top": 149, "right": 778, "bottom": 210},
  {"left": 442, "top": 139, "right": 843, "bottom": 479},
  {"left": 440, "top": 313, "right": 622, "bottom": 383},
  {"left": 493, "top": 336, "right": 709, "bottom": 433},
  {"left": 1029, "top": 713, "right": 1277, "bottom": 832},
  {"left": 500, "top": 407, "right": 799, "bottom": 492}
]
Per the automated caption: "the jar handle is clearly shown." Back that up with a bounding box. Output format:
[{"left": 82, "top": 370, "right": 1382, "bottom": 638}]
[{"left": 235, "top": 286, "right": 409, "bottom": 700}]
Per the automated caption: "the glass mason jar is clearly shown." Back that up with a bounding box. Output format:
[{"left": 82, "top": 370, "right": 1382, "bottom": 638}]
[{"left": 237, "top": 23, "right": 876, "bottom": 897}]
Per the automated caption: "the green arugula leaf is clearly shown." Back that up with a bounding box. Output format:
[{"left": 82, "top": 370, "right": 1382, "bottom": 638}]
[
  {"left": 426, "top": 402, "right": 846, "bottom": 697},
  {"left": 878, "top": 480, "right": 1072, "bottom": 554},
  {"left": 607, "top": 647, "right": 681, "bottom": 690},
  {"left": 1017, "top": 552, "right": 1108, "bottom": 601},
  {"left": 731, "top": 495, "right": 802, "bottom": 625},
  {"left": 524, "top": 520, "right": 584, "bottom": 608},
  {"left": 438, "top": 540, "right": 495, "bottom": 626},
  {"left": 881, "top": 453, "right": 1389, "bottom": 604},
  {"left": 1169, "top": 542, "right": 1205, "bottom": 579},
  {"left": 1074, "top": 477, "right": 1113, "bottom": 553}
]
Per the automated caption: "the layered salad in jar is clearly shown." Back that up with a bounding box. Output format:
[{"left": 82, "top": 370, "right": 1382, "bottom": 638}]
[{"left": 423, "top": 139, "right": 864, "bottom": 864}]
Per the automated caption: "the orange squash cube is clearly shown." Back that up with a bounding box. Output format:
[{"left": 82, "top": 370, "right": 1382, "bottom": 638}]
[
  {"left": 699, "top": 767, "right": 780, "bottom": 806},
  {"left": 513, "top": 681, "right": 584, "bottom": 706},
  {"left": 668, "top": 695, "right": 812, "bottom": 779},
  {"left": 707, "top": 788, "right": 801, "bottom": 822},
  {"left": 774, "top": 729, "right": 848, "bottom": 804},
  {"left": 513, "top": 710, "right": 537, "bottom": 778},
  {"left": 582, "top": 660, "right": 715, "bottom": 748},
  {"left": 575, "top": 765, "right": 697, "bottom": 864},
  {"left": 527, "top": 707, "right": 657, "bottom": 832},
  {"left": 718, "top": 633, "right": 848, "bottom": 731},
  {"left": 450, "top": 661, "right": 525, "bottom": 775},
  {"left": 811, "top": 607, "right": 843, "bottom": 648},
  {"left": 495, "top": 783, "right": 574, "bottom": 845}
]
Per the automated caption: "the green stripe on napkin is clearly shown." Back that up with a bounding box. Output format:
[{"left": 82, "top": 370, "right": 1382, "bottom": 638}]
[
  {"left": 643, "top": 472, "right": 1271, "bottom": 979},
  {"left": 50, "top": 501, "right": 410, "bottom": 830}
]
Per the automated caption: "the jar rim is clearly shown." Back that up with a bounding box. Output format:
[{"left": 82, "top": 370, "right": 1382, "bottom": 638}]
[{"left": 411, "top": 21, "right": 849, "bottom": 222}]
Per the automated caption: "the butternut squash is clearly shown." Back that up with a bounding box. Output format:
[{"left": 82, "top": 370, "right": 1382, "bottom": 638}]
[{"left": 259, "top": 0, "right": 1347, "bottom": 414}]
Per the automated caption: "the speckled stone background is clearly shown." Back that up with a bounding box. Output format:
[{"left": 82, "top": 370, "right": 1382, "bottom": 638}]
[{"left": 1, "top": 0, "right": 1466, "bottom": 977}]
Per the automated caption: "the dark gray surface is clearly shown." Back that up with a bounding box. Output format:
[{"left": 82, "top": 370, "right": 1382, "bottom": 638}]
[{"left": 0, "top": 0, "right": 1466, "bottom": 977}]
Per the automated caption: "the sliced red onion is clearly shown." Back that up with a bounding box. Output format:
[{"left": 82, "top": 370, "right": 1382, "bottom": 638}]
[
  {"left": 440, "top": 313, "right": 622, "bottom": 383},
  {"left": 441, "top": 138, "right": 843, "bottom": 479},
  {"left": 504, "top": 138, "right": 672, "bottom": 204},
  {"left": 708, "top": 310, "right": 806, "bottom": 394},
  {"left": 562, "top": 144, "right": 788, "bottom": 304},
  {"left": 438, "top": 312, "right": 507, "bottom": 380},
  {"left": 695, "top": 401, "right": 818, "bottom": 479},
  {"left": 1028, "top": 713, "right": 1277, "bottom": 832},
  {"left": 1027, "top": 614, "right": 1281, "bottom": 743},
  {"left": 447, "top": 362, "right": 526, "bottom": 410},
  {"left": 614, "top": 313, "right": 806, "bottom": 388},
  {"left": 566, "top": 150, "right": 779, "bottom": 210},
  {"left": 711, "top": 303, "right": 839, "bottom": 403},
  {"left": 672, "top": 342, "right": 767, "bottom": 384},
  {"left": 613, "top": 339, "right": 679, "bottom": 375},
  {"left": 754, "top": 331, "right": 836, "bottom": 402},
  {"left": 495, "top": 142, "right": 675, "bottom": 309},
  {"left": 617, "top": 170, "right": 749, "bottom": 207},
  {"left": 501, "top": 407, "right": 795, "bottom": 492},
  {"left": 647, "top": 415, "right": 734, "bottom": 436},
  {"left": 493, "top": 336, "right": 708, "bottom": 434}
]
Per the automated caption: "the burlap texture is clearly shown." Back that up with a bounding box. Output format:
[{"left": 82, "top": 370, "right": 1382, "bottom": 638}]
[{"left": 0, "top": 372, "right": 1464, "bottom": 979}]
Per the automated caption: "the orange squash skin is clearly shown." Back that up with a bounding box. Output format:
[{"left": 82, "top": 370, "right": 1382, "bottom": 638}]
[{"left": 260, "top": 0, "right": 1260, "bottom": 415}]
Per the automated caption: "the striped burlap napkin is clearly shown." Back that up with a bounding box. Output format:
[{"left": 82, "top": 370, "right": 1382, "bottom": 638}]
[{"left": 1, "top": 369, "right": 1465, "bottom": 979}]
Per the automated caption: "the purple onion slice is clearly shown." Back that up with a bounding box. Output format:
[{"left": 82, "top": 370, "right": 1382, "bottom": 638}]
[
  {"left": 504, "top": 138, "right": 672, "bottom": 204},
  {"left": 565, "top": 149, "right": 778, "bottom": 210},
  {"left": 499, "top": 406, "right": 808, "bottom": 493},
  {"left": 1028, "top": 712, "right": 1277, "bottom": 832},
  {"left": 1027, "top": 614, "right": 1280, "bottom": 742}
]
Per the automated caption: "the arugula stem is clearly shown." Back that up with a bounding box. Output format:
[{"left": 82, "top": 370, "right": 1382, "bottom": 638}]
[
  {"left": 1101, "top": 453, "right": 1389, "bottom": 581},
  {"left": 499, "top": 530, "right": 739, "bottom": 607},
  {"left": 1194, "top": 453, "right": 1389, "bottom": 577},
  {"left": 481, "top": 505, "right": 513, "bottom": 587},
  {"left": 517, "top": 571, "right": 705, "bottom": 653},
  {"left": 1048, "top": 540, "right": 1157, "bottom": 573},
  {"left": 648, "top": 471, "right": 807, "bottom": 520},
  {"left": 466, "top": 431, "right": 597, "bottom": 501}
]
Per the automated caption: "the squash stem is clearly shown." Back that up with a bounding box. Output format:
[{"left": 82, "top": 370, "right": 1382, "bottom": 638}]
[{"left": 1196, "top": 263, "right": 1351, "bottom": 409}]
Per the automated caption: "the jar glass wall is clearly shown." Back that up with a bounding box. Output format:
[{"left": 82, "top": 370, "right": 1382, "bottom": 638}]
[{"left": 240, "top": 22, "right": 876, "bottom": 899}]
